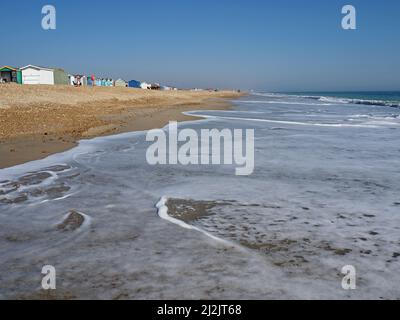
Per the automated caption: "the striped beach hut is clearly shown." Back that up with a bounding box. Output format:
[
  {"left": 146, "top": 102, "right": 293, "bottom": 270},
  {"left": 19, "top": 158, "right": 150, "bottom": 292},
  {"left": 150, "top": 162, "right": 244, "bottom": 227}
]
[{"left": 95, "top": 78, "right": 114, "bottom": 87}]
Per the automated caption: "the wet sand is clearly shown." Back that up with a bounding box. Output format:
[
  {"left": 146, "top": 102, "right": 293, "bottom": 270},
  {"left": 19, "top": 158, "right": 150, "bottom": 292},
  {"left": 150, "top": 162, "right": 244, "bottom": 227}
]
[
  {"left": 0, "top": 85, "right": 244, "bottom": 168},
  {"left": 165, "top": 198, "right": 358, "bottom": 269}
]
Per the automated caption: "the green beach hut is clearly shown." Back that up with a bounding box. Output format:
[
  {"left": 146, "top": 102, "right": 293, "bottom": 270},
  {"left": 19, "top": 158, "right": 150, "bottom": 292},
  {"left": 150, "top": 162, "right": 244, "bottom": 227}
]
[
  {"left": 52, "top": 68, "right": 69, "bottom": 85},
  {"left": 0, "top": 66, "right": 22, "bottom": 84}
]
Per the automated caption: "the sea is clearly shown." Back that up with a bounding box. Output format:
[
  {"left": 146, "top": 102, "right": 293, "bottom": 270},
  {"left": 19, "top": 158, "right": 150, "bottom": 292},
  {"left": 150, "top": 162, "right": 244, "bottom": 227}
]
[{"left": 1, "top": 91, "right": 399, "bottom": 299}]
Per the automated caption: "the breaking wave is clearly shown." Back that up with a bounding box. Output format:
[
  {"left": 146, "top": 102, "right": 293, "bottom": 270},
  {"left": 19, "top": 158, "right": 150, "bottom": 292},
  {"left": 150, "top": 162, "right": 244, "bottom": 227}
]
[
  {"left": 241, "top": 100, "right": 332, "bottom": 106},
  {"left": 184, "top": 112, "right": 382, "bottom": 128},
  {"left": 252, "top": 92, "right": 400, "bottom": 108},
  {"left": 317, "top": 96, "right": 400, "bottom": 108}
]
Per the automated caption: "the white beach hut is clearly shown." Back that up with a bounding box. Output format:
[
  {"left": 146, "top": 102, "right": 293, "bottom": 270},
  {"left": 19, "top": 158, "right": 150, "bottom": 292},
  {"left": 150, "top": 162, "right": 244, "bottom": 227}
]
[
  {"left": 20, "top": 65, "right": 55, "bottom": 85},
  {"left": 140, "top": 82, "right": 151, "bottom": 89},
  {"left": 114, "top": 79, "right": 127, "bottom": 87}
]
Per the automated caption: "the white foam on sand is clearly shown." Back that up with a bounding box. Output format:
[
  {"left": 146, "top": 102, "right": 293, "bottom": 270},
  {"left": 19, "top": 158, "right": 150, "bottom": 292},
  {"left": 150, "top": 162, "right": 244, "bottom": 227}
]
[
  {"left": 0, "top": 129, "right": 146, "bottom": 180},
  {"left": 36, "top": 192, "right": 76, "bottom": 205},
  {"left": 184, "top": 112, "right": 380, "bottom": 128},
  {"left": 240, "top": 100, "right": 333, "bottom": 106},
  {"left": 156, "top": 196, "right": 232, "bottom": 245}
]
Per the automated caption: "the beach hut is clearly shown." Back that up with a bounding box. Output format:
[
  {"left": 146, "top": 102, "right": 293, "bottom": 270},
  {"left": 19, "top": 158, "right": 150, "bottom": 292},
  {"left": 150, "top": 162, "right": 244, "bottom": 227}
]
[
  {"left": 20, "top": 65, "right": 70, "bottom": 85},
  {"left": 94, "top": 78, "right": 114, "bottom": 87},
  {"left": 115, "top": 79, "right": 127, "bottom": 87},
  {"left": 0, "top": 66, "right": 22, "bottom": 84},
  {"left": 128, "top": 80, "right": 141, "bottom": 88},
  {"left": 20, "top": 65, "right": 54, "bottom": 85},
  {"left": 69, "top": 74, "right": 87, "bottom": 86},
  {"left": 87, "top": 75, "right": 95, "bottom": 86},
  {"left": 81, "top": 76, "right": 88, "bottom": 86},
  {"left": 140, "top": 82, "right": 151, "bottom": 89},
  {"left": 150, "top": 83, "right": 161, "bottom": 90},
  {"left": 53, "top": 68, "right": 69, "bottom": 85}
]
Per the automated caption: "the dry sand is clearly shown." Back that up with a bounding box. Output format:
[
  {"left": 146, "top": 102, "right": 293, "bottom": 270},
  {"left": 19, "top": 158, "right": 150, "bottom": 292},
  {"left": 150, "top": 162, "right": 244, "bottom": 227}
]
[{"left": 0, "top": 84, "right": 244, "bottom": 168}]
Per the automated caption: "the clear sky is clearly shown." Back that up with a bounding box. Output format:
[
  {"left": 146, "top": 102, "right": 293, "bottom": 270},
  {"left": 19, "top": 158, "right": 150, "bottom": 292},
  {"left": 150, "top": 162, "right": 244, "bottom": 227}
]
[{"left": 1, "top": 0, "right": 399, "bottom": 91}]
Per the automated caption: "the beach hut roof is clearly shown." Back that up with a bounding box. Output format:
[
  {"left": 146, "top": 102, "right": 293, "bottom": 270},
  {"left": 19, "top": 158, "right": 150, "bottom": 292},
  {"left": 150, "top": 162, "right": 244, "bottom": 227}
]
[
  {"left": 0, "top": 66, "right": 18, "bottom": 71},
  {"left": 20, "top": 65, "right": 54, "bottom": 71}
]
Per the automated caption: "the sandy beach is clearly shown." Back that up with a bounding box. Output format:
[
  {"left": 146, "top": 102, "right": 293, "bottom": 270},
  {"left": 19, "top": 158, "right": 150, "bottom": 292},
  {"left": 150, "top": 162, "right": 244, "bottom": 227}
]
[{"left": 0, "top": 85, "right": 244, "bottom": 168}]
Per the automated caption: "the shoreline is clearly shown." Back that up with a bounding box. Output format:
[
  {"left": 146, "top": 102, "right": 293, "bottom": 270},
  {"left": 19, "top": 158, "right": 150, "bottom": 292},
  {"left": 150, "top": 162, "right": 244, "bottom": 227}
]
[{"left": 0, "top": 85, "right": 245, "bottom": 169}]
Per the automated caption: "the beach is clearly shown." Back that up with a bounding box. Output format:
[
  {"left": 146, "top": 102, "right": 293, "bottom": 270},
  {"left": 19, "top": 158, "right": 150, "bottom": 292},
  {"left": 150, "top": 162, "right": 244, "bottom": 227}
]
[
  {"left": 1, "top": 92, "right": 399, "bottom": 299},
  {"left": 2, "top": 0, "right": 400, "bottom": 306},
  {"left": 0, "top": 85, "right": 243, "bottom": 168}
]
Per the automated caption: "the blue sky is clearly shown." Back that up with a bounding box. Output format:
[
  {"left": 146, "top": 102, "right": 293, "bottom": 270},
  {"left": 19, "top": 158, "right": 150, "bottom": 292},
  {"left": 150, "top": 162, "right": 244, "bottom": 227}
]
[{"left": 1, "top": 0, "right": 399, "bottom": 91}]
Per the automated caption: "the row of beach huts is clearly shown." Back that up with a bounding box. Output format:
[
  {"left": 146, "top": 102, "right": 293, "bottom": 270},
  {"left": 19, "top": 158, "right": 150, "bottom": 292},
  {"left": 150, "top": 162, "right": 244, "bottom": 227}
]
[{"left": 0, "top": 65, "right": 177, "bottom": 90}]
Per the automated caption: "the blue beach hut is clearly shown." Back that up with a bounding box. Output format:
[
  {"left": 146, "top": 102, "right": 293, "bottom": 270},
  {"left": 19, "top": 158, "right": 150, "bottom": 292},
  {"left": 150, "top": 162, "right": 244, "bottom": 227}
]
[{"left": 128, "top": 80, "right": 141, "bottom": 88}]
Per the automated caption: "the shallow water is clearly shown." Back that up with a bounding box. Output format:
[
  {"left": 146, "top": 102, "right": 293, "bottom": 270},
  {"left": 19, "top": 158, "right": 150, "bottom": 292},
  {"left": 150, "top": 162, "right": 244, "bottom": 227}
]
[{"left": 0, "top": 93, "right": 399, "bottom": 299}]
